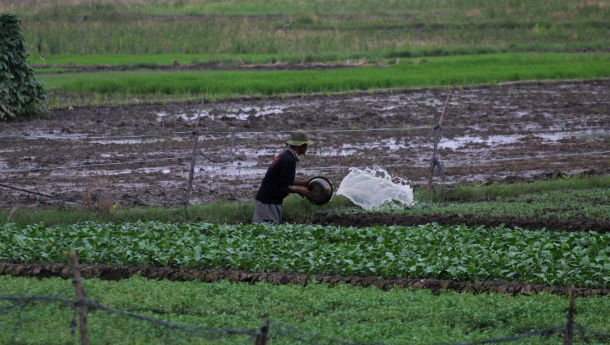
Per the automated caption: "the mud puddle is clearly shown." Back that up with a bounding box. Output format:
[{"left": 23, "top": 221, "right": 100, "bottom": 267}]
[{"left": 0, "top": 79, "right": 608, "bottom": 207}]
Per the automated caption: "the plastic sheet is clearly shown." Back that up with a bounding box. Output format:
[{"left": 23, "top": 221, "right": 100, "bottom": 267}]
[{"left": 336, "top": 167, "right": 413, "bottom": 210}]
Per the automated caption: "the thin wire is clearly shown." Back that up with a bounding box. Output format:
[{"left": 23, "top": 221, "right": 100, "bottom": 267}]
[
  {"left": 1, "top": 148, "right": 606, "bottom": 178},
  {"left": 0, "top": 156, "right": 189, "bottom": 174},
  {"left": 0, "top": 295, "right": 259, "bottom": 339},
  {"left": 193, "top": 150, "right": 610, "bottom": 171},
  {"left": 82, "top": 299, "right": 259, "bottom": 339},
  {"left": 270, "top": 320, "right": 368, "bottom": 345},
  {"left": 0, "top": 131, "right": 193, "bottom": 141},
  {"left": 435, "top": 326, "right": 565, "bottom": 345},
  {"left": 0, "top": 183, "right": 79, "bottom": 203},
  {"left": 1, "top": 295, "right": 609, "bottom": 345},
  {"left": 0, "top": 118, "right": 604, "bottom": 141},
  {"left": 574, "top": 324, "right": 610, "bottom": 339}
]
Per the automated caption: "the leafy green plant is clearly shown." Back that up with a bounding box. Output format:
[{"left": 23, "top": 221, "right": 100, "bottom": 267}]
[
  {"left": 1, "top": 222, "right": 608, "bottom": 287},
  {"left": 1, "top": 274, "right": 609, "bottom": 345},
  {"left": 0, "top": 14, "right": 45, "bottom": 120}
]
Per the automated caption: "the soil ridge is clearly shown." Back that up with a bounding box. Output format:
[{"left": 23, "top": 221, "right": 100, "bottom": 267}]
[
  {"left": 1, "top": 262, "right": 607, "bottom": 297},
  {"left": 313, "top": 213, "right": 610, "bottom": 233}
]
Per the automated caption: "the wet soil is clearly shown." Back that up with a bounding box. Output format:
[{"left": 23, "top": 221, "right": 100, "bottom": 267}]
[
  {"left": 1, "top": 262, "right": 607, "bottom": 296},
  {"left": 34, "top": 61, "right": 368, "bottom": 74},
  {"left": 1, "top": 79, "right": 608, "bottom": 210},
  {"left": 313, "top": 213, "right": 610, "bottom": 233}
]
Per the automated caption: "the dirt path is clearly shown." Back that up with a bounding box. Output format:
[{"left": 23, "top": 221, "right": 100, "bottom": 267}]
[
  {"left": 1, "top": 262, "right": 607, "bottom": 296},
  {"left": 313, "top": 212, "right": 610, "bottom": 233},
  {"left": 1, "top": 79, "right": 608, "bottom": 207}
]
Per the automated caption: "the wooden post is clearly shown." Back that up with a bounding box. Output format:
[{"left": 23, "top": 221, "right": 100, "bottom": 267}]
[
  {"left": 427, "top": 85, "right": 454, "bottom": 192},
  {"left": 427, "top": 127, "right": 440, "bottom": 192},
  {"left": 254, "top": 320, "right": 269, "bottom": 345},
  {"left": 70, "top": 250, "right": 89, "bottom": 345},
  {"left": 185, "top": 130, "right": 200, "bottom": 206},
  {"left": 437, "top": 85, "right": 455, "bottom": 128},
  {"left": 564, "top": 285, "right": 576, "bottom": 345}
]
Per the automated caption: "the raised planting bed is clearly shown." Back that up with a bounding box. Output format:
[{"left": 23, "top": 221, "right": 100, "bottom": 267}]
[{"left": 1, "top": 222, "right": 608, "bottom": 288}]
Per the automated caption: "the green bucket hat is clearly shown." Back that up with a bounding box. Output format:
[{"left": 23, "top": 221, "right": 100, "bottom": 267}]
[{"left": 285, "top": 130, "right": 313, "bottom": 146}]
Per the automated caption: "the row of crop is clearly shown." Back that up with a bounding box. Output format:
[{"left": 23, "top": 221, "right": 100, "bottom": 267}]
[
  {"left": 37, "top": 53, "right": 610, "bottom": 110},
  {"left": 2, "top": 178, "right": 608, "bottom": 228},
  {"left": 341, "top": 188, "right": 610, "bottom": 221},
  {"left": 2, "top": 274, "right": 610, "bottom": 345},
  {"left": 1, "top": 222, "right": 608, "bottom": 287},
  {"left": 41, "top": 53, "right": 610, "bottom": 95}
]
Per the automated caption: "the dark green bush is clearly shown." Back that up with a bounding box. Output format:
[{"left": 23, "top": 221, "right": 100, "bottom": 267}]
[{"left": 0, "top": 14, "right": 46, "bottom": 120}]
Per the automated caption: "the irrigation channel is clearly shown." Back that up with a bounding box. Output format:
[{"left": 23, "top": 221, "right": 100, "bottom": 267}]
[{"left": 0, "top": 79, "right": 608, "bottom": 209}]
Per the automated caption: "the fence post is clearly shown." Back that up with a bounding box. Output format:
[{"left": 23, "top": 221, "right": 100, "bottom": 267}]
[
  {"left": 185, "top": 130, "right": 200, "bottom": 207},
  {"left": 427, "top": 85, "right": 454, "bottom": 192},
  {"left": 564, "top": 285, "right": 576, "bottom": 345},
  {"left": 254, "top": 320, "right": 269, "bottom": 345},
  {"left": 70, "top": 250, "right": 89, "bottom": 345}
]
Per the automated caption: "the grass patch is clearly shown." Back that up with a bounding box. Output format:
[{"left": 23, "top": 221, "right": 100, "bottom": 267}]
[
  {"left": 7, "top": 0, "right": 610, "bottom": 19},
  {"left": 29, "top": 40, "right": 610, "bottom": 67},
  {"left": 2, "top": 275, "right": 609, "bottom": 345},
  {"left": 427, "top": 174, "right": 610, "bottom": 202},
  {"left": 38, "top": 53, "right": 610, "bottom": 108},
  {"left": 10, "top": 0, "right": 610, "bottom": 57},
  {"left": 340, "top": 176, "right": 610, "bottom": 221},
  {"left": 0, "top": 194, "right": 352, "bottom": 227},
  {"left": 386, "top": 188, "right": 610, "bottom": 221}
]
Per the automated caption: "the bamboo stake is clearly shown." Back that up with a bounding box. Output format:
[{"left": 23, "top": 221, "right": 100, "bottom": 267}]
[
  {"left": 70, "top": 250, "right": 89, "bottom": 345},
  {"left": 564, "top": 285, "right": 576, "bottom": 345},
  {"left": 427, "top": 85, "right": 454, "bottom": 192},
  {"left": 185, "top": 130, "right": 200, "bottom": 207},
  {"left": 254, "top": 320, "right": 269, "bottom": 345}
]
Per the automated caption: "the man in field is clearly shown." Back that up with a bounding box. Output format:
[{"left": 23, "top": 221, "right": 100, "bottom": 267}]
[{"left": 253, "top": 130, "right": 312, "bottom": 225}]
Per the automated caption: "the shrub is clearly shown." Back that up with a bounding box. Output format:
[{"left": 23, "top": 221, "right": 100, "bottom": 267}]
[{"left": 0, "top": 14, "right": 46, "bottom": 120}]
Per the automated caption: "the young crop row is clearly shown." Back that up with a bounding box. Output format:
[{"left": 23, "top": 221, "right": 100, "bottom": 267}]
[
  {"left": 1, "top": 274, "right": 609, "bottom": 345},
  {"left": 347, "top": 188, "right": 610, "bottom": 221},
  {"left": 1, "top": 222, "right": 608, "bottom": 287},
  {"left": 38, "top": 53, "right": 610, "bottom": 108},
  {"left": 1, "top": 177, "right": 606, "bottom": 228}
]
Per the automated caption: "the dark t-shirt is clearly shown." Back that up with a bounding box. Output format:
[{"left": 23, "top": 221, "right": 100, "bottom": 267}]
[{"left": 255, "top": 149, "right": 297, "bottom": 204}]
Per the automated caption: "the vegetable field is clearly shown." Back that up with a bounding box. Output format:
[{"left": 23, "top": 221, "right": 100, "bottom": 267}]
[
  {"left": 1, "top": 0, "right": 609, "bottom": 344},
  {"left": 2, "top": 222, "right": 609, "bottom": 288}
]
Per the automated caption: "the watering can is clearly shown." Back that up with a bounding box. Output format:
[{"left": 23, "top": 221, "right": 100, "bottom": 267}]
[{"left": 305, "top": 176, "right": 333, "bottom": 205}]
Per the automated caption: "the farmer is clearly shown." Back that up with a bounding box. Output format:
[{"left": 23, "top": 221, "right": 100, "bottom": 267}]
[{"left": 252, "top": 130, "right": 313, "bottom": 224}]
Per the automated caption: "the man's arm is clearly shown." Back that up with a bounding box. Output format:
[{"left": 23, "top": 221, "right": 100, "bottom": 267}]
[
  {"left": 285, "top": 185, "right": 310, "bottom": 198},
  {"left": 280, "top": 177, "right": 311, "bottom": 198},
  {"left": 288, "top": 177, "right": 312, "bottom": 198},
  {"left": 293, "top": 178, "right": 312, "bottom": 186}
]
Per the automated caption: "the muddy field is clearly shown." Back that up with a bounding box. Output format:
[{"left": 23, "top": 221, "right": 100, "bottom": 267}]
[{"left": 0, "top": 79, "right": 609, "bottom": 208}]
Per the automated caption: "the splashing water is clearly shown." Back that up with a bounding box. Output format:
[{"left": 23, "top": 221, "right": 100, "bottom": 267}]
[{"left": 336, "top": 167, "right": 414, "bottom": 210}]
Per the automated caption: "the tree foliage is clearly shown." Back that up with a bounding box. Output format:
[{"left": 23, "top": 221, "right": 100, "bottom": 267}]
[{"left": 0, "top": 14, "right": 46, "bottom": 120}]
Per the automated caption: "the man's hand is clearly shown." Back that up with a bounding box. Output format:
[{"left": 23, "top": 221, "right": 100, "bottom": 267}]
[
  {"left": 293, "top": 178, "right": 312, "bottom": 186},
  {"left": 297, "top": 187, "right": 311, "bottom": 198},
  {"left": 288, "top": 186, "right": 310, "bottom": 198}
]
